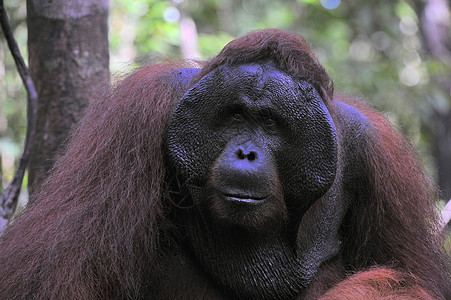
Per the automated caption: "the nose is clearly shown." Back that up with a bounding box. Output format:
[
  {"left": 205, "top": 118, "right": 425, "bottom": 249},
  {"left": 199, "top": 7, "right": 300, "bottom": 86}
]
[{"left": 235, "top": 147, "right": 258, "bottom": 161}]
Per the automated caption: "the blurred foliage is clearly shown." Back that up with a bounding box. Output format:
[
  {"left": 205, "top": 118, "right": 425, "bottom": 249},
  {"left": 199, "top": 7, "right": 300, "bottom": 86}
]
[
  {"left": 1, "top": 0, "right": 450, "bottom": 200},
  {"left": 0, "top": 1, "right": 27, "bottom": 189}
]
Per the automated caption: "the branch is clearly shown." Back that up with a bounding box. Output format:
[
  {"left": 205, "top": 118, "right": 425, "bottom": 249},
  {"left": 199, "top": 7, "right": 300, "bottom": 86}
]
[{"left": 0, "top": 0, "right": 38, "bottom": 232}]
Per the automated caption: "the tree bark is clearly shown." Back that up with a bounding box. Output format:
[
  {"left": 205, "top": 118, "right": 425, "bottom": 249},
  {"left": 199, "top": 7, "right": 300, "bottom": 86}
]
[{"left": 26, "top": 0, "right": 109, "bottom": 199}]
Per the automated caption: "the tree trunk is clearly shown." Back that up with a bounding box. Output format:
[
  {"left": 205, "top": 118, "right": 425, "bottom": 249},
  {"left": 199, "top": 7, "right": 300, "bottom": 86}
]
[{"left": 26, "top": 0, "right": 109, "bottom": 199}]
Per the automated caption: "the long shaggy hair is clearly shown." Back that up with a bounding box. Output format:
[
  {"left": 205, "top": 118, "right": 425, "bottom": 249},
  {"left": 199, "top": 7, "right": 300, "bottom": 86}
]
[{"left": 0, "top": 29, "right": 448, "bottom": 299}]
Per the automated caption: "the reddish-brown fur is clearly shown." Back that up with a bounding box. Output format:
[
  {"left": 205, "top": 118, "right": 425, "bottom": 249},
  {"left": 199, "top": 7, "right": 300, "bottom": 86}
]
[
  {"left": 0, "top": 63, "right": 186, "bottom": 298},
  {"left": 319, "top": 268, "right": 435, "bottom": 299},
  {"left": 0, "top": 29, "right": 449, "bottom": 299}
]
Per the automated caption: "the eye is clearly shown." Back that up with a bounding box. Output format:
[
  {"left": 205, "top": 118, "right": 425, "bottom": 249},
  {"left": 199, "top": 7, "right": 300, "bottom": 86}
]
[
  {"left": 264, "top": 117, "right": 276, "bottom": 127},
  {"left": 232, "top": 113, "right": 242, "bottom": 120}
]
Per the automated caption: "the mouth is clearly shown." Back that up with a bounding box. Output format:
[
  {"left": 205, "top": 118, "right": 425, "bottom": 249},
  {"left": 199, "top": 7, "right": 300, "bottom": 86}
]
[{"left": 220, "top": 192, "right": 268, "bottom": 204}]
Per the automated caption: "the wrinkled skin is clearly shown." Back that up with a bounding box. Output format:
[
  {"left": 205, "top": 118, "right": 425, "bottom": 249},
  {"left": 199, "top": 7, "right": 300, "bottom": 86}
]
[{"left": 165, "top": 63, "right": 363, "bottom": 299}]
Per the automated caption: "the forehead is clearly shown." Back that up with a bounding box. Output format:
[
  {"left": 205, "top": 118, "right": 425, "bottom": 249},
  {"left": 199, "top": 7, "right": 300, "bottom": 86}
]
[
  {"left": 179, "top": 63, "right": 323, "bottom": 125},
  {"left": 214, "top": 63, "right": 297, "bottom": 92},
  {"left": 195, "top": 63, "right": 305, "bottom": 112}
]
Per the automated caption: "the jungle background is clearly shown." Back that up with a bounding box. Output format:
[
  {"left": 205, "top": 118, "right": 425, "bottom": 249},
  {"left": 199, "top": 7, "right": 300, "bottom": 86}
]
[{"left": 0, "top": 0, "right": 450, "bottom": 218}]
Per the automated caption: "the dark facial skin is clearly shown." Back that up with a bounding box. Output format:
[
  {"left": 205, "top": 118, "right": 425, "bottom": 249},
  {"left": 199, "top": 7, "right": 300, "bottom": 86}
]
[
  {"left": 167, "top": 63, "right": 338, "bottom": 232},
  {"left": 166, "top": 63, "right": 345, "bottom": 299}
]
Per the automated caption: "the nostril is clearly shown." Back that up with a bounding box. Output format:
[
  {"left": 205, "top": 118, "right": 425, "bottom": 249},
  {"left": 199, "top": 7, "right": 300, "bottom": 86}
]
[
  {"left": 247, "top": 151, "right": 257, "bottom": 161},
  {"left": 236, "top": 149, "right": 246, "bottom": 160}
]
